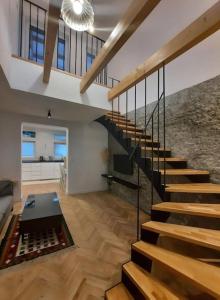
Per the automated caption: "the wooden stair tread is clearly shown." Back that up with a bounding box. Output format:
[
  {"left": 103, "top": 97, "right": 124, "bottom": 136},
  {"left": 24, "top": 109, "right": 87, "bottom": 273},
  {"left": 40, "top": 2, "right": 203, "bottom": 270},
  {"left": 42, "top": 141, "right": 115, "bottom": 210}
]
[
  {"left": 107, "top": 111, "right": 121, "bottom": 115},
  {"left": 151, "top": 157, "right": 186, "bottom": 162},
  {"left": 106, "top": 283, "right": 133, "bottom": 300},
  {"left": 113, "top": 120, "right": 134, "bottom": 126},
  {"left": 106, "top": 113, "right": 126, "bottom": 119},
  {"left": 142, "top": 221, "right": 220, "bottom": 251},
  {"left": 165, "top": 183, "right": 220, "bottom": 194},
  {"left": 160, "top": 169, "right": 209, "bottom": 176},
  {"left": 131, "top": 137, "right": 158, "bottom": 144},
  {"left": 122, "top": 130, "right": 148, "bottom": 137},
  {"left": 108, "top": 118, "right": 132, "bottom": 125},
  {"left": 117, "top": 124, "right": 143, "bottom": 132},
  {"left": 123, "top": 261, "right": 183, "bottom": 300},
  {"left": 152, "top": 202, "right": 220, "bottom": 218},
  {"left": 132, "top": 241, "right": 220, "bottom": 298},
  {"left": 142, "top": 147, "right": 171, "bottom": 152}
]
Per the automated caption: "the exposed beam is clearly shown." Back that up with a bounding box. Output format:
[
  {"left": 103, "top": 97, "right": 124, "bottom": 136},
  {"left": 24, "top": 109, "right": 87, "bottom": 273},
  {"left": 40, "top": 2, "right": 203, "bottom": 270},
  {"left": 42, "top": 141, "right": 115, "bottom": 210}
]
[
  {"left": 80, "top": 0, "right": 161, "bottom": 94},
  {"left": 43, "top": 0, "right": 61, "bottom": 83},
  {"left": 108, "top": 1, "right": 220, "bottom": 100}
]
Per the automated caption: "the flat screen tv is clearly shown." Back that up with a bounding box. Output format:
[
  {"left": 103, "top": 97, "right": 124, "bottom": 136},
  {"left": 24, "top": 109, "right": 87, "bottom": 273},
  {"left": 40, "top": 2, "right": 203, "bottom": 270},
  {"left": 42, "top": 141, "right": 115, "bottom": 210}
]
[{"left": 113, "top": 154, "right": 133, "bottom": 175}]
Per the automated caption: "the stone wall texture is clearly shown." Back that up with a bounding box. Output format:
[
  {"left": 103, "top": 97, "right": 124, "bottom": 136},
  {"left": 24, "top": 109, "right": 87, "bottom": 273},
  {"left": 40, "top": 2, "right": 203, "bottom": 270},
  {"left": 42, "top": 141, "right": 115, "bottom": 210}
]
[
  {"left": 108, "top": 74, "right": 220, "bottom": 227},
  {"left": 131, "top": 74, "right": 220, "bottom": 183}
]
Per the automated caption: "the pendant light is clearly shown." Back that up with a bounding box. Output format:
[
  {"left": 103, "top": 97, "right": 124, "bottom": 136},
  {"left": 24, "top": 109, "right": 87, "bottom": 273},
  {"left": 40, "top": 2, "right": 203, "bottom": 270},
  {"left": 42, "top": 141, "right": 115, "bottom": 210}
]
[{"left": 61, "top": 0, "right": 94, "bottom": 32}]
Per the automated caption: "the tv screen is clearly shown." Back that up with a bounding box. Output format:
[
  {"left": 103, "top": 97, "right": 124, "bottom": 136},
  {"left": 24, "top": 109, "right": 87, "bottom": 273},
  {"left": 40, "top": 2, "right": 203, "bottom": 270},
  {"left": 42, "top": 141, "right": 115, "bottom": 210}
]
[{"left": 113, "top": 155, "right": 133, "bottom": 175}]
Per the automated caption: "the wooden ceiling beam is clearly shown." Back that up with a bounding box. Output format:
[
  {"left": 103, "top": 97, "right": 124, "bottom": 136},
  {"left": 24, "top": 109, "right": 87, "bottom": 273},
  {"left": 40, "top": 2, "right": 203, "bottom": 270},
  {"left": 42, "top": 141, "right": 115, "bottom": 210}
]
[
  {"left": 43, "top": 0, "right": 61, "bottom": 83},
  {"left": 108, "top": 1, "right": 220, "bottom": 100},
  {"left": 80, "top": 0, "right": 161, "bottom": 94}
]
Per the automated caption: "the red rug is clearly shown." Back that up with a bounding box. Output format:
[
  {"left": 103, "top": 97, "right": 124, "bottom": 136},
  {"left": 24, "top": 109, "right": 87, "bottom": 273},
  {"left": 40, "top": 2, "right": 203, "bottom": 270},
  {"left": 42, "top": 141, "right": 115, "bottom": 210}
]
[{"left": 0, "top": 215, "right": 74, "bottom": 270}]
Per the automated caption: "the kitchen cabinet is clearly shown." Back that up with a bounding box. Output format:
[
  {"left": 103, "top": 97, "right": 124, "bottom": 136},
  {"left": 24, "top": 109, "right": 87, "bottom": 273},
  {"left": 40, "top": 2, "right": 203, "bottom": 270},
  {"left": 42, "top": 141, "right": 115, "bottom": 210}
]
[{"left": 22, "top": 162, "right": 64, "bottom": 181}]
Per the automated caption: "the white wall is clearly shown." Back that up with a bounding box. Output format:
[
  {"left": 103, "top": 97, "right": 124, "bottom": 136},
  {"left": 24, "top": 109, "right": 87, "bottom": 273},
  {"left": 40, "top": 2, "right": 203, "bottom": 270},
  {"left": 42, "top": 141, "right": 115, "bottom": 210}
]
[
  {"left": 108, "top": 0, "right": 220, "bottom": 112},
  {"left": 0, "top": 111, "right": 108, "bottom": 201},
  {"left": 8, "top": 56, "right": 111, "bottom": 111},
  {"left": 0, "top": 0, "right": 17, "bottom": 79}
]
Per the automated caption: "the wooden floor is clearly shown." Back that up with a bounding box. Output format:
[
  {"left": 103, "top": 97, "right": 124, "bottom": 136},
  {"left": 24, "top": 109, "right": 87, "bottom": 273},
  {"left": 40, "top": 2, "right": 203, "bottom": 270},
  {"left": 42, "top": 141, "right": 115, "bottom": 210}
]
[{"left": 0, "top": 182, "right": 147, "bottom": 300}]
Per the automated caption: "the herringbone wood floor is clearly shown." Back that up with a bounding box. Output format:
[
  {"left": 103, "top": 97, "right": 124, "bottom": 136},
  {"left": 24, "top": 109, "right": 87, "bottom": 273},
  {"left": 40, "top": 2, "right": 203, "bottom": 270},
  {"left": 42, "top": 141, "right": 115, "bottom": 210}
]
[{"left": 0, "top": 182, "right": 147, "bottom": 300}]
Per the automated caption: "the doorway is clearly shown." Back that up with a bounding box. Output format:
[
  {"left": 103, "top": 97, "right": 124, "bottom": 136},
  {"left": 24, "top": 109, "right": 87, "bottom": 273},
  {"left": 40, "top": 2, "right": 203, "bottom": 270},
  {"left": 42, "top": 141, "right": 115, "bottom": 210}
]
[{"left": 20, "top": 123, "right": 69, "bottom": 200}]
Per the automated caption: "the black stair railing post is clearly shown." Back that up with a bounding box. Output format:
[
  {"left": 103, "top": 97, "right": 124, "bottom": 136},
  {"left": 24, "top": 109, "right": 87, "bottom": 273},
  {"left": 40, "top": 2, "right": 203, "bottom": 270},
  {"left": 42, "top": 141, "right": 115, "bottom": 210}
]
[
  {"left": 118, "top": 96, "right": 120, "bottom": 124},
  {"left": 157, "top": 69, "right": 160, "bottom": 173},
  {"left": 86, "top": 32, "right": 88, "bottom": 72},
  {"left": 151, "top": 115, "right": 154, "bottom": 208},
  {"left": 19, "top": 0, "right": 24, "bottom": 57},
  {"left": 36, "top": 7, "right": 39, "bottom": 63},
  {"left": 144, "top": 77, "right": 147, "bottom": 168},
  {"left": 43, "top": 9, "right": 46, "bottom": 61},
  {"left": 126, "top": 90, "right": 128, "bottom": 143},
  {"left": 137, "top": 164, "right": 140, "bottom": 241},
  {"left": 135, "top": 84, "right": 137, "bottom": 145},
  {"left": 163, "top": 63, "right": 166, "bottom": 196},
  {"left": 28, "top": 2, "right": 32, "bottom": 60},
  {"left": 80, "top": 31, "right": 83, "bottom": 76},
  {"left": 69, "top": 28, "right": 72, "bottom": 72},
  {"left": 64, "top": 22, "right": 66, "bottom": 70},
  {"left": 75, "top": 31, "right": 78, "bottom": 75}
]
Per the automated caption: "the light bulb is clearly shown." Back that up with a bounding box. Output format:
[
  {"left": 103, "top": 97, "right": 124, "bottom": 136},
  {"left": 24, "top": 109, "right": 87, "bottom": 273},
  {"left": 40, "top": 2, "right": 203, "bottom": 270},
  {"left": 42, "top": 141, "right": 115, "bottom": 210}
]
[{"left": 72, "top": 0, "right": 83, "bottom": 15}]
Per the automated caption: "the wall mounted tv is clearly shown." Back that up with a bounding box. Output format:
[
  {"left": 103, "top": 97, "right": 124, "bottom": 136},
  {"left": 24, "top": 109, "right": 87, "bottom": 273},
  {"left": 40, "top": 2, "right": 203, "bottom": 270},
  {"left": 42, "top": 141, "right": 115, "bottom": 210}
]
[{"left": 113, "top": 154, "right": 133, "bottom": 175}]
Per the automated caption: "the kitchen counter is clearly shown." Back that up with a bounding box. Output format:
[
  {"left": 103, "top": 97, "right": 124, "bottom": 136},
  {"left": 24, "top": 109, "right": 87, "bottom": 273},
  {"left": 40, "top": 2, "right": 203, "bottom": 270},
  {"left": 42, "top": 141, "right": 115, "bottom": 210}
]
[
  {"left": 22, "top": 160, "right": 64, "bottom": 163},
  {"left": 22, "top": 161, "right": 64, "bottom": 181}
]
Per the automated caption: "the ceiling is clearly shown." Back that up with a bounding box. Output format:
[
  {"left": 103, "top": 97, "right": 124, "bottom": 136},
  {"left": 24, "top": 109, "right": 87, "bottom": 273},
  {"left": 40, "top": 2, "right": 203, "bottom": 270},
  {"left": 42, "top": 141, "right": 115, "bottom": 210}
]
[
  {"left": 0, "top": 67, "right": 106, "bottom": 123},
  {"left": 92, "top": 0, "right": 133, "bottom": 40}
]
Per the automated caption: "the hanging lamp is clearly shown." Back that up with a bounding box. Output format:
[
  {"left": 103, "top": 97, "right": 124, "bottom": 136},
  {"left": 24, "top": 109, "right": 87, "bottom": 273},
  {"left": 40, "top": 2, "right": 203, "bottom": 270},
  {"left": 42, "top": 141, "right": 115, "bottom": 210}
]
[{"left": 61, "top": 0, "right": 94, "bottom": 32}]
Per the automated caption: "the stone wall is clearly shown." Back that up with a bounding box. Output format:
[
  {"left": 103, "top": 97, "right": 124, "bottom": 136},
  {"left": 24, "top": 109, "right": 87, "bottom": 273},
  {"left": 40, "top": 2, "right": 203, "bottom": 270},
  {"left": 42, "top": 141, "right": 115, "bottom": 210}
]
[
  {"left": 129, "top": 74, "right": 220, "bottom": 183},
  {"left": 108, "top": 74, "right": 220, "bottom": 227}
]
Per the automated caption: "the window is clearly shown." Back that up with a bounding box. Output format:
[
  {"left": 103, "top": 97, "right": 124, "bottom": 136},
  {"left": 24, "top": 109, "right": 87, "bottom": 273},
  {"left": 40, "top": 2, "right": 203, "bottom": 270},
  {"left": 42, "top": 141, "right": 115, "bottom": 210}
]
[
  {"left": 57, "top": 38, "right": 65, "bottom": 70},
  {"left": 29, "top": 26, "right": 65, "bottom": 69},
  {"left": 54, "top": 133, "right": 66, "bottom": 143},
  {"left": 54, "top": 133, "right": 67, "bottom": 158},
  {"left": 22, "top": 141, "right": 35, "bottom": 158},
  {"left": 87, "top": 52, "right": 95, "bottom": 69},
  {"left": 54, "top": 144, "right": 67, "bottom": 157},
  {"left": 29, "top": 26, "right": 45, "bottom": 64},
  {"left": 23, "top": 130, "right": 36, "bottom": 138}
]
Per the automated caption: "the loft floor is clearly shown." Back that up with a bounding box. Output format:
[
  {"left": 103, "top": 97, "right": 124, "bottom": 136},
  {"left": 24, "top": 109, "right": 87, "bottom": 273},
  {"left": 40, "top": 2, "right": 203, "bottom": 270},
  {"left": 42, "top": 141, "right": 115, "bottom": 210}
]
[{"left": 0, "top": 183, "right": 147, "bottom": 300}]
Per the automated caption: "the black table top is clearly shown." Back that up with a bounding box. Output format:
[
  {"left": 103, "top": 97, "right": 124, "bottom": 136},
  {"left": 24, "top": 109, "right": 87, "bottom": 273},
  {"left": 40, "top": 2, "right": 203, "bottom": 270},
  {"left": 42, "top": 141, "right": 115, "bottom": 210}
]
[
  {"left": 22, "top": 160, "right": 64, "bottom": 163},
  {"left": 21, "top": 192, "right": 62, "bottom": 221}
]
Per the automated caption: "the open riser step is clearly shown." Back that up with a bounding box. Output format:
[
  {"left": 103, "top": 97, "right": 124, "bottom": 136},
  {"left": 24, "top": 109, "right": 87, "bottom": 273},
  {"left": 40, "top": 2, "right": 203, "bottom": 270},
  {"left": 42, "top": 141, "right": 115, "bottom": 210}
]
[
  {"left": 152, "top": 202, "right": 220, "bottom": 218},
  {"left": 121, "top": 261, "right": 183, "bottom": 300},
  {"left": 141, "top": 221, "right": 220, "bottom": 251},
  {"left": 131, "top": 241, "right": 220, "bottom": 299}
]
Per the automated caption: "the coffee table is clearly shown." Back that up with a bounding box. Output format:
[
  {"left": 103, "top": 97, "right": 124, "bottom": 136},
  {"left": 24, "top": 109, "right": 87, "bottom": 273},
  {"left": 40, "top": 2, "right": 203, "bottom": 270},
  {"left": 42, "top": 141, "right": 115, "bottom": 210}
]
[{"left": 20, "top": 192, "right": 63, "bottom": 238}]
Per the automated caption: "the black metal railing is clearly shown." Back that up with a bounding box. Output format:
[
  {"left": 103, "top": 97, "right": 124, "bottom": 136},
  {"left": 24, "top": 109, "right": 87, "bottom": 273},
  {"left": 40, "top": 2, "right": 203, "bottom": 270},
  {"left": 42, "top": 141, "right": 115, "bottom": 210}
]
[
  {"left": 109, "top": 65, "right": 166, "bottom": 240},
  {"left": 18, "top": 0, "right": 116, "bottom": 86}
]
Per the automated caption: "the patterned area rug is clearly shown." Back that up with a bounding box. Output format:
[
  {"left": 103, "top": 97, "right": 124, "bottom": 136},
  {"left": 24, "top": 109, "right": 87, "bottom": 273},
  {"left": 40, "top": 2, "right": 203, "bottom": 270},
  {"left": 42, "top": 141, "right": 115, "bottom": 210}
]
[{"left": 0, "top": 215, "right": 74, "bottom": 270}]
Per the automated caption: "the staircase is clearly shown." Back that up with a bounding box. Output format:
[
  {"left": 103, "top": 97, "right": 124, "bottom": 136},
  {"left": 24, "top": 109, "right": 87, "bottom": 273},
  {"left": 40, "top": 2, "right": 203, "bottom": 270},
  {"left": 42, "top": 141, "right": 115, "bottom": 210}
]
[{"left": 97, "top": 111, "right": 220, "bottom": 299}]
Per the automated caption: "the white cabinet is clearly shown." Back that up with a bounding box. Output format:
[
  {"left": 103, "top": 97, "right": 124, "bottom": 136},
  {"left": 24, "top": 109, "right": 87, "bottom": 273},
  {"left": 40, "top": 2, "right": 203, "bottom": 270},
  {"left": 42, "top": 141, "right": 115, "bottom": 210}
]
[{"left": 22, "top": 162, "right": 63, "bottom": 181}]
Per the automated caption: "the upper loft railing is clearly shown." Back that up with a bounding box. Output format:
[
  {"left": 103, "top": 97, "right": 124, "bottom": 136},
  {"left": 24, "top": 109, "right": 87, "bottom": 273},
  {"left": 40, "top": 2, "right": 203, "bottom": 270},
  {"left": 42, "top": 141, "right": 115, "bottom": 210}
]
[{"left": 18, "top": 0, "right": 117, "bottom": 87}]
